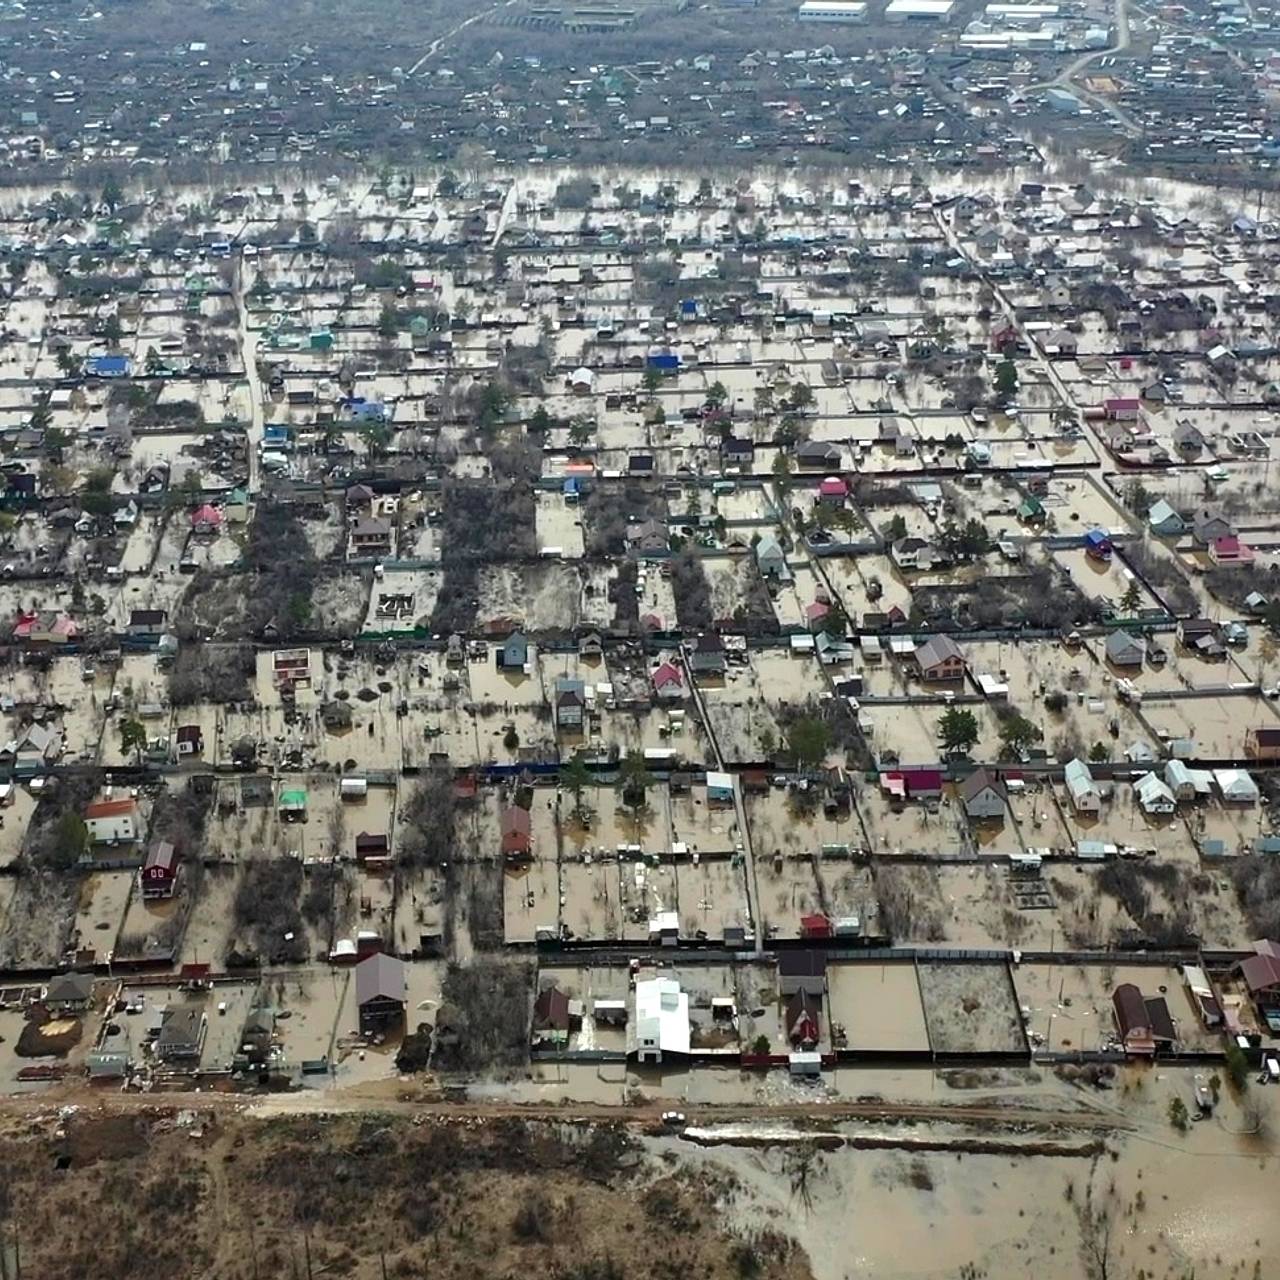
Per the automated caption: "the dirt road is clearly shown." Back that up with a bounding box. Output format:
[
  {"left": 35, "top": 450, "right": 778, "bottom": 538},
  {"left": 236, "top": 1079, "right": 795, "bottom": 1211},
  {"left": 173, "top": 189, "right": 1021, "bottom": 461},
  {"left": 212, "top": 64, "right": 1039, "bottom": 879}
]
[{"left": 1, "top": 1081, "right": 1128, "bottom": 1135}]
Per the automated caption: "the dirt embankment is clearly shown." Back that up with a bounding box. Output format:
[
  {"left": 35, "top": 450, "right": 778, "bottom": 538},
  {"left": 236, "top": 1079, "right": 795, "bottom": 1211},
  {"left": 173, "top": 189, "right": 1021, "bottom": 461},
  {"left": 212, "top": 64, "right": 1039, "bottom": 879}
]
[{"left": 0, "top": 1105, "right": 813, "bottom": 1280}]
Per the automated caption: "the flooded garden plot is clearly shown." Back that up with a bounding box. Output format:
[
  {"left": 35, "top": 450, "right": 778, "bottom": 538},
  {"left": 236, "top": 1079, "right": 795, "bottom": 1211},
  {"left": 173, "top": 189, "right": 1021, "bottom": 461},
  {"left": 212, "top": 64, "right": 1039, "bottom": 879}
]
[
  {"left": 674, "top": 858, "right": 750, "bottom": 940},
  {"left": 712, "top": 485, "right": 776, "bottom": 525},
  {"left": 0, "top": 787, "right": 37, "bottom": 867},
  {"left": 1052, "top": 546, "right": 1153, "bottom": 614},
  {"left": 703, "top": 556, "right": 766, "bottom": 630},
  {"left": 361, "top": 567, "right": 441, "bottom": 633},
  {"left": 117, "top": 514, "right": 168, "bottom": 573},
  {"left": 827, "top": 961, "right": 930, "bottom": 1052},
  {"left": 475, "top": 563, "right": 594, "bottom": 632},
  {"left": 270, "top": 967, "right": 353, "bottom": 1074},
  {"left": 916, "top": 961, "right": 1027, "bottom": 1056},
  {"left": 1013, "top": 961, "right": 1219, "bottom": 1054},
  {"left": 562, "top": 858, "right": 628, "bottom": 942},
  {"left": 769, "top": 562, "right": 823, "bottom": 630},
  {"left": 590, "top": 702, "right": 693, "bottom": 761},
  {"left": 473, "top": 705, "right": 556, "bottom": 765},
  {"left": 536, "top": 964, "right": 630, "bottom": 1053},
  {"left": 0, "top": 874, "right": 74, "bottom": 968},
  {"left": 930, "top": 864, "right": 1062, "bottom": 951},
  {"left": 753, "top": 854, "right": 826, "bottom": 940},
  {"left": 554, "top": 786, "right": 659, "bottom": 856},
  {"left": 747, "top": 789, "right": 863, "bottom": 859},
  {"left": 533, "top": 491, "right": 586, "bottom": 559},
  {"left": 661, "top": 786, "right": 741, "bottom": 854},
  {"left": 820, "top": 554, "right": 912, "bottom": 620},
  {"left": 699, "top": 675, "right": 786, "bottom": 765},
  {"left": 634, "top": 566, "right": 677, "bottom": 630},
  {"left": 1137, "top": 692, "right": 1263, "bottom": 757},
  {"left": 71, "top": 870, "right": 135, "bottom": 962},
  {"left": 749, "top": 649, "right": 829, "bottom": 713},
  {"left": 503, "top": 859, "right": 558, "bottom": 944},
  {"left": 618, "top": 856, "right": 678, "bottom": 942},
  {"left": 1041, "top": 474, "right": 1133, "bottom": 532},
  {"left": 859, "top": 794, "right": 968, "bottom": 860}
]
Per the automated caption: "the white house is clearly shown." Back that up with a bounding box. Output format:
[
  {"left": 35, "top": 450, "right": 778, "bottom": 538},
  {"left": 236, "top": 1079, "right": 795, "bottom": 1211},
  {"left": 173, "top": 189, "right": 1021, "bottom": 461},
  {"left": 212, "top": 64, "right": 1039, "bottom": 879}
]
[
  {"left": 1063, "top": 758, "right": 1101, "bottom": 814},
  {"left": 630, "top": 976, "right": 690, "bottom": 1064},
  {"left": 1133, "top": 771, "right": 1175, "bottom": 815},
  {"left": 84, "top": 797, "right": 140, "bottom": 844},
  {"left": 1164, "top": 758, "right": 1212, "bottom": 801},
  {"left": 1214, "top": 768, "right": 1260, "bottom": 805},
  {"left": 755, "top": 533, "right": 790, "bottom": 581}
]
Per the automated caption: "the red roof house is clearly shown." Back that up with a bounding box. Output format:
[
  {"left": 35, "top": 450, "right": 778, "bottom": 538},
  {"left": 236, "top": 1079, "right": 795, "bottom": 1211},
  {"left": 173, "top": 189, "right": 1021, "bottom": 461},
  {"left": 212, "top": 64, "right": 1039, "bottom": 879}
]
[{"left": 500, "top": 807, "right": 532, "bottom": 859}]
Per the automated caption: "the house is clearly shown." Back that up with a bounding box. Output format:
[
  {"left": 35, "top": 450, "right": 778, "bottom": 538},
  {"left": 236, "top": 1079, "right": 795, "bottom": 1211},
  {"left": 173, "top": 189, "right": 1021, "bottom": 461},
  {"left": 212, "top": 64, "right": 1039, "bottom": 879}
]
[
  {"left": 891, "top": 536, "right": 935, "bottom": 570},
  {"left": 913, "top": 634, "right": 965, "bottom": 682},
  {"left": 1208, "top": 535, "right": 1254, "bottom": 567},
  {"left": 498, "top": 632, "right": 529, "bottom": 671},
  {"left": 12, "top": 611, "right": 78, "bottom": 644},
  {"left": 127, "top": 608, "right": 167, "bottom": 637},
  {"left": 1214, "top": 768, "right": 1260, "bottom": 805},
  {"left": 959, "top": 768, "right": 1006, "bottom": 820},
  {"left": 190, "top": 503, "right": 223, "bottom": 535},
  {"left": 175, "top": 724, "right": 203, "bottom": 757},
  {"left": 1172, "top": 421, "right": 1205, "bottom": 456},
  {"left": 501, "top": 806, "right": 532, "bottom": 859},
  {"left": 156, "top": 1005, "right": 207, "bottom": 1061},
  {"left": 579, "top": 631, "right": 603, "bottom": 659},
  {"left": 625, "top": 518, "right": 669, "bottom": 556},
  {"left": 1104, "top": 397, "right": 1141, "bottom": 421},
  {"left": 1245, "top": 726, "right": 1280, "bottom": 763},
  {"left": 1164, "top": 758, "right": 1211, "bottom": 801},
  {"left": 689, "top": 633, "right": 727, "bottom": 676},
  {"left": 350, "top": 516, "right": 393, "bottom": 555},
  {"left": 355, "top": 953, "right": 407, "bottom": 1036},
  {"left": 706, "top": 771, "right": 734, "bottom": 805},
  {"left": 85, "top": 355, "right": 130, "bottom": 379},
  {"left": 1063, "top": 758, "right": 1102, "bottom": 814},
  {"left": 1104, "top": 630, "right": 1145, "bottom": 667},
  {"left": 532, "top": 984, "right": 579, "bottom": 1046},
  {"left": 142, "top": 840, "right": 179, "bottom": 899},
  {"left": 1112, "top": 983, "right": 1175, "bottom": 1056},
  {"left": 84, "top": 797, "right": 139, "bottom": 844},
  {"left": 568, "top": 366, "right": 595, "bottom": 394},
  {"left": 794, "top": 441, "right": 841, "bottom": 470},
  {"left": 1234, "top": 941, "right": 1280, "bottom": 1019},
  {"left": 651, "top": 661, "right": 686, "bottom": 700},
  {"left": 721, "top": 437, "right": 755, "bottom": 468},
  {"left": 354, "top": 833, "right": 391, "bottom": 866},
  {"left": 778, "top": 950, "right": 827, "bottom": 997},
  {"left": 786, "top": 990, "right": 821, "bottom": 1048},
  {"left": 554, "top": 677, "right": 585, "bottom": 732},
  {"left": 43, "top": 972, "right": 94, "bottom": 1012},
  {"left": 1084, "top": 528, "right": 1112, "bottom": 561},
  {"left": 1182, "top": 964, "right": 1223, "bottom": 1028},
  {"left": 804, "top": 601, "right": 831, "bottom": 633},
  {"left": 1192, "top": 506, "right": 1233, "bottom": 546},
  {"left": 631, "top": 976, "right": 690, "bottom": 1064},
  {"left": 1133, "top": 771, "right": 1176, "bottom": 815},
  {"left": 278, "top": 788, "right": 307, "bottom": 821},
  {"left": 755, "top": 533, "right": 789, "bottom": 581},
  {"left": 1017, "top": 496, "right": 1045, "bottom": 525},
  {"left": 1147, "top": 500, "right": 1186, "bottom": 536},
  {"left": 9, "top": 722, "right": 62, "bottom": 775}
]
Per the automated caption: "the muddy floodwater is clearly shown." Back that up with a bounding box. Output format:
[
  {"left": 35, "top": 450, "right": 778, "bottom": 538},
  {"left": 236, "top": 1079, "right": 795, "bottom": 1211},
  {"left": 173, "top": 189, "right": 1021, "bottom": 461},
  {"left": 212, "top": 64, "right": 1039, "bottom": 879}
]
[{"left": 457, "top": 1058, "right": 1280, "bottom": 1279}]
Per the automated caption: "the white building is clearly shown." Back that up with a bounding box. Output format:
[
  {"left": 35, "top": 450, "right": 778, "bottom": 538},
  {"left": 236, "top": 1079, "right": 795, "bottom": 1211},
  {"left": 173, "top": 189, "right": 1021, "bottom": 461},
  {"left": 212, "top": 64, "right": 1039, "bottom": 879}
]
[
  {"left": 886, "top": 0, "right": 956, "bottom": 18},
  {"left": 1063, "top": 758, "right": 1101, "bottom": 815},
  {"left": 631, "top": 977, "right": 690, "bottom": 1064},
  {"left": 798, "top": 0, "right": 868, "bottom": 20}
]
